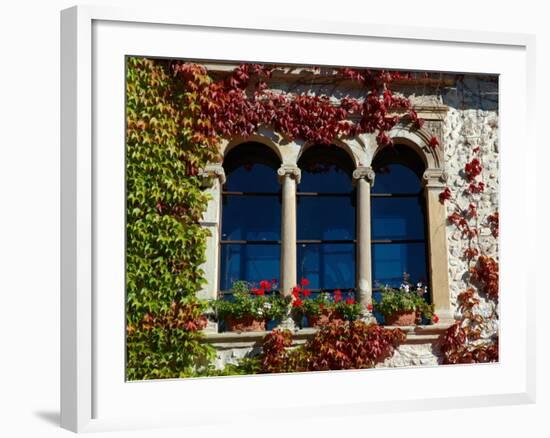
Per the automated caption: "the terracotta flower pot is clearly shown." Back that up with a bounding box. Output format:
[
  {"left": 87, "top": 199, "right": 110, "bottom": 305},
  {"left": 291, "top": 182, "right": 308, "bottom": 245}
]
[
  {"left": 225, "top": 315, "right": 266, "bottom": 332},
  {"left": 307, "top": 312, "right": 344, "bottom": 328},
  {"left": 385, "top": 310, "right": 417, "bottom": 326}
]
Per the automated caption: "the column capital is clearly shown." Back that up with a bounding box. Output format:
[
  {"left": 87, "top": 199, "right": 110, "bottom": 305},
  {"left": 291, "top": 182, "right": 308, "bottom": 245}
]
[
  {"left": 352, "top": 166, "right": 375, "bottom": 186},
  {"left": 277, "top": 164, "right": 301, "bottom": 184},
  {"left": 201, "top": 163, "right": 226, "bottom": 185},
  {"left": 422, "top": 168, "right": 447, "bottom": 189}
]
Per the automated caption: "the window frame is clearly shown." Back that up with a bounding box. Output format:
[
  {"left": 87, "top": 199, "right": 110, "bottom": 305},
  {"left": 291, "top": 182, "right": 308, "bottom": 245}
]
[
  {"left": 370, "top": 146, "right": 431, "bottom": 291},
  {"left": 296, "top": 145, "right": 357, "bottom": 293},
  {"left": 218, "top": 142, "right": 283, "bottom": 294},
  {"left": 203, "top": 120, "right": 453, "bottom": 325}
]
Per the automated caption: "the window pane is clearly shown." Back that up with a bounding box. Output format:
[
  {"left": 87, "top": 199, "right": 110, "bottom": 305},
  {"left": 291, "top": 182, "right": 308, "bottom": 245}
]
[
  {"left": 297, "top": 243, "right": 355, "bottom": 290},
  {"left": 224, "top": 162, "right": 280, "bottom": 193},
  {"left": 220, "top": 244, "right": 280, "bottom": 291},
  {"left": 298, "top": 145, "right": 354, "bottom": 193},
  {"left": 372, "top": 242, "right": 427, "bottom": 287},
  {"left": 297, "top": 196, "right": 355, "bottom": 240},
  {"left": 300, "top": 166, "right": 352, "bottom": 193},
  {"left": 221, "top": 195, "right": 281, "bottom": 241},
  {"left": 371, "top": 197, "right": 425, "bottom": 240},
  {"left": 372, "top": 163, "right": 421, "bottom": 194}
]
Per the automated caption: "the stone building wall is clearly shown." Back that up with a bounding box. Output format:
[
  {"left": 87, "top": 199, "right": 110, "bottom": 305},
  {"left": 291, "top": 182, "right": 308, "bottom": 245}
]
[{"left": 200, "top": 71, "right": 499, "bottom": 369}]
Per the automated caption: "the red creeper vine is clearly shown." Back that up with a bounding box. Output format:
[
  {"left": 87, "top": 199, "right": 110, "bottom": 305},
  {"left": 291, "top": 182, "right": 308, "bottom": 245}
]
[
  {"left": 438, "top": 144, "right": 499, "bottom": 363},
  {"left": 172, "top": 62, "right": 425, "bottom": 152}
]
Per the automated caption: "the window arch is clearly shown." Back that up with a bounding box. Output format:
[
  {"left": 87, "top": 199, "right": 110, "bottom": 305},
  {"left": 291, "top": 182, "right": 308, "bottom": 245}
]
[
  {"left": 220, "top": 142, "right": 281, "bottom": 291},
  {"left": 296, "top": 145, "right": 356, "bottom": 293},
  {"left": 371, "top": 144, "right": 429, "bottom": 288}
]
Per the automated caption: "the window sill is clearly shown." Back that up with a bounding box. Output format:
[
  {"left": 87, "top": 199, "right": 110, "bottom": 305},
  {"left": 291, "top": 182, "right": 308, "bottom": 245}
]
[{"left": 201, "top": 323, "right": 453, "bottom": 348}]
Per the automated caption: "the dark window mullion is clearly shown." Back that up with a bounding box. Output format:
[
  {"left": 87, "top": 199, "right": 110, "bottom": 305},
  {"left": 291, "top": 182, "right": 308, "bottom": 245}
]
[
  {"left": 371, "top": 193, "right": 422, "bottom": 198},
  {"left": 220, "top": 240, "right": 281, "bottom": 245},
  {"left": 222, "top": 191, "right": 281, "bottom": 196},
  {"left": 372, "top": 238, "right": 426, "bottom": 244},
  {"left": 297, "top": 192, "right": 353, "bottom": 197},
  {"left": 297, "top": 239, "right": 356, "bottom": 244}
]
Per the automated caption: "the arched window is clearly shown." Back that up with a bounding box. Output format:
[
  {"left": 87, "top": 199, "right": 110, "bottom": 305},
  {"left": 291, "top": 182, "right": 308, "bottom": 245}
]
[
  {"left": 371, "top": 145, "right": 428, "bottom": 288},
  {"left": 297, "top": 145, "right": 356, "bottom": 294},
  {"left": 220, "top": 143, "right": 281, "bottom": 291}
]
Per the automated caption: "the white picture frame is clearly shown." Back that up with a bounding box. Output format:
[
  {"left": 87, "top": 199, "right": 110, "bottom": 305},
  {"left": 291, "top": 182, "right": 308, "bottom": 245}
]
[{"left": 60, "top": 4, "right": 536, "bottom": 433}]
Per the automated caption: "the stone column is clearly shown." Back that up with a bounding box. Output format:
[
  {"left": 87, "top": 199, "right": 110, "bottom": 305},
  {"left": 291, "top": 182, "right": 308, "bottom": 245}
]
[
  {"left": 353, "top": 166, "right": 376, "bottom": 322},
  {"left": 198, "top": 164, "right": 226, "bottom": 333},
  {"left": 277, "top": 164, "right": 301, "bottom": 297},
  {"left": 423, "top": 168, "right": 453, "bottom": 324}
]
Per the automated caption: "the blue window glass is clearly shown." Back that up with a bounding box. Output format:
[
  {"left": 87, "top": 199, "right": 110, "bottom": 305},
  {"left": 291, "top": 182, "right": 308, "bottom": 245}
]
[
  {"left": 223, "top": 142, "right": 280, "bottom": 193},
  {"left": 371, "top": 197, "right": 425, "bottom": 240},
  {"left": 371, "top": 145, "right": 428, "bottom": 289},
  {"left": 297, "top": 145, "right": 356, "bottom": 291},
  {"left": 372, "top": 162, "right": 422, "bottom": 194},
  {"left": 223, "top": 162, "right": 280, "bottom": 193},
  {"left": 220, "top": 244, "right": 280, "bottom": 291},
  {"left": 222, "top": 196, "right": 280, "bottom": 241},
  {"left": 220, "top": 143, "right": 281, "bottom": 290},
  {"left": 299, "top": 164, "right": 353, "bottom": 193},
  {"left": 297, "top": 243, "right": 355, "bottom": 290},
  {"left": 371, "top": 242, "right": 427, "bottom": 287},
  {"left": 297, "top": 196, "right": 355, "bottom": 240}
]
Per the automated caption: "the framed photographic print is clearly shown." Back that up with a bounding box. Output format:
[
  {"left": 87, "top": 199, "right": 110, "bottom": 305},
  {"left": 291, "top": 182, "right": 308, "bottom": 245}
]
[{"left": 61, "top": 5, "right": 536, "bottom": 433}]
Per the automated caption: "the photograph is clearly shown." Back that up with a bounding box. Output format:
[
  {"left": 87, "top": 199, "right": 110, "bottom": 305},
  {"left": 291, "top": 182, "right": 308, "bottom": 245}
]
[
  {"left": 1, "top": 0, "right": 545, "bottom": 435},
  {"left": 125, "top": 57, "right": 500, "bottom": 380}
]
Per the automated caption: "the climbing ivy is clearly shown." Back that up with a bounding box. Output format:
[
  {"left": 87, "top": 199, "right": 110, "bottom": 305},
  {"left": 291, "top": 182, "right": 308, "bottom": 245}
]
[{"left": 125, "top": 57, "right": 218, "bottom": 379}]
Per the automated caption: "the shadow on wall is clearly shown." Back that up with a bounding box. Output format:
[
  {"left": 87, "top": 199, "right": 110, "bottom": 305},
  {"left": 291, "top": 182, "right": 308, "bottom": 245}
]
[{"left": 441, "top": 74, "right": 499, "bottom": 111}]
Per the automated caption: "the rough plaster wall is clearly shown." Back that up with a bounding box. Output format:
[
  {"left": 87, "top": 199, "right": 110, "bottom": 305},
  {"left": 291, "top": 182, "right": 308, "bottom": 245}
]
[
  {"left": 214, "top": 346, "right": 258, "bottom": 369},
  {"left": 378, "top": 343, "right": 439, "bottom": 368},
  {"left": 441, "top": 76, "right": 499, "bottom": 341}
]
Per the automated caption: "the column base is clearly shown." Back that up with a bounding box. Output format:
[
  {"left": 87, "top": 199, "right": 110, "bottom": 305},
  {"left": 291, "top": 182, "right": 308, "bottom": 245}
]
[
  {"left": 359, "top": 312, "right": 378, "bottom": 324},
  {"left": 277, "top": 316, "right": 297, "bottom": 331},
  {"left": 434, "top": 308, "right": 456, "bottom": 325}
]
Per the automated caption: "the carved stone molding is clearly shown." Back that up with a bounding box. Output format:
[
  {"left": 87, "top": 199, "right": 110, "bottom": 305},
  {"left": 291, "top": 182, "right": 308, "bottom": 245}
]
[
  {"left": 277, "top": 164, "right": 301, "bottom": 184},
  {"left": 201, "top": 163, "right": 226, "bottom": 185},
  {"left": 352, "top": 166, "right": 375, "bottom": 186},
  {"left": 422, "top": 168, "right": 447, "bottom": 189}
]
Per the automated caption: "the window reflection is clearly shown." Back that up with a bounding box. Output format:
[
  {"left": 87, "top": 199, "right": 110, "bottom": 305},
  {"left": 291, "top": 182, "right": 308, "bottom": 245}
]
[
  {"left": 220, "top": 143, "right": 281, "bottom": 290},
  {"left": 371, "top": 145, "right": 428, "bottom": 288},
  {"left": 220, "top": 244, "right": 280, "bottom": 291},
  {"left": 298, "top": 243, "right": 355, "bottom": 290},
  {"left": 297, "top": 145, "right": 356, "bottom": 291}
]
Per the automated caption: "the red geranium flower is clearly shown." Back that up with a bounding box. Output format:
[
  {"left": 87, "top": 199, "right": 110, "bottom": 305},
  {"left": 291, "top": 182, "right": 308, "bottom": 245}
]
[
  {"left": 367, "top": 304, "right": 374, "bottom": 312},
  {"left": 346, "top": 297, "right": 355, "bottom": 305},
  {"left": 291, "top": 286, "right": 301, "bottom": 299},
  {"left": 300, "top": 278, "right": 310, "bottom": 287},
  {"left": 334, "top": 289, "right": 342, "bottom": 303},
  {"left": 302, "top": 289, "right": 312, "bottom": 297},
  {"left": 251, "top": 287, "right": 264, "bottom": 296},
  {"left": 260, "top": 280, "right": 271, "bottom": 290},
  {"left": 292, "top": 298, "right": 303, "bottom": 307},
  {"left": 429, "top": 136, "right": 439, "bottom": 149},
  {"left": 433, "top": 314, "right": 439, "bottom": 324}
]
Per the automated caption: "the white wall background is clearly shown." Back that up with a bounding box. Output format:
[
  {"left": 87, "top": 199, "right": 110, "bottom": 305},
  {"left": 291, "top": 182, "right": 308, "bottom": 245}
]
[{"left": 0, "top": 1, "right": 546, "bottom": 437}]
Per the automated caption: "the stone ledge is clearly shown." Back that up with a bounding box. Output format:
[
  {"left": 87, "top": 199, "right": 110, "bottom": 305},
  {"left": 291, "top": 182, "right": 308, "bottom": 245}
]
[{"left": 202, "top": 323, "right": 452, "bottom": 349}]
